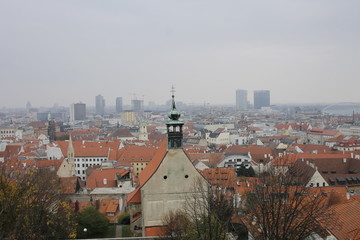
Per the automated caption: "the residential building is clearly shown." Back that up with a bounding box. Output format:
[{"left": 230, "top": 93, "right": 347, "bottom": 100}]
[
  {"left": 300, "top": 129, "right": 340, "bottom": 145},
  {"left": 54, "top": 139, "right": 121, "bottom": 180},
  {"left": 70, "top": 103, "right": 86, "bottom": 122},
  {"left": 0, "top": 126, "right": 16, "bottom": 139},
  {"left": 254, "top": 90, "right": 270, "bottom": 109},
  {"left": 236, "top": 89, "right": 248, "bottom": 111},
  {"left": 122, "top": 111, "right": 136, "bottom": 125},
  {"left": 95, "top": 94, "right": 105, "bottom": 115},
  {"left": 205, "top": 128, "right": 231, "bottom": 146}
]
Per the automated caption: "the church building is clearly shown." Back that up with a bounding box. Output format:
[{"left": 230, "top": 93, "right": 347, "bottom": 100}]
[{"left": 127, "top": 93, "right": 207, "bottom": 237}]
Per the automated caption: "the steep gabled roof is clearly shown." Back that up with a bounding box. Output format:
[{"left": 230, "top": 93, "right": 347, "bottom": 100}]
[
  {"left": 127, "top": 140, "right": 167, "bottom": 203},
  {"left": 138, "top": 140, "right": 167, "bottom": 186}
]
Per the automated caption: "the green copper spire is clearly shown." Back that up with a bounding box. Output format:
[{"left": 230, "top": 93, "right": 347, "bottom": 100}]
[
  {"left": 168, "top": 94, "right": 181, "bottom": 121},
  {"left": 166, "top": 86, "right": 184, "bottom": 149}
]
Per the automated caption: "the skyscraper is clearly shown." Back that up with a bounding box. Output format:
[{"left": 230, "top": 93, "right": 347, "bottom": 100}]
[
  {"left": 95, "top": 95, "right": 105, "bottom": 115},
  {"left": 254, "top": 90, "right": 270, "bottom": 109},
  {"left": 116, "top": 97, "right": 123, "bottom": 113},
  {"left": 131, "top": 99, "right": 143, "bottom": 112},
  {"left": 236, "top": 89, "right": 248, "bottom": 111},
  {"left": 70, "top": 103, "right": 86, "bottom": 121}
]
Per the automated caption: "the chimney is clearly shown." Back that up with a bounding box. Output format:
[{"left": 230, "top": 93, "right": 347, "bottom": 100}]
[{"left": 346, "top": 192, "right": 351, "bottom": 200}]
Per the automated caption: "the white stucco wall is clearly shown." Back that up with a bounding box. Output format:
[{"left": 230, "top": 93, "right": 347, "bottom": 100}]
[{"left": 141, "top": 149, "right": 207, "bottom": 231}]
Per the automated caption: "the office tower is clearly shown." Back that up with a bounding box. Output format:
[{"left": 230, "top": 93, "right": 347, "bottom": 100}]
[
  {"left": 95, "top": 94, "right": 105, "bottom": 115},
  {"left": 26, "top": 101, "right": 32, "bottom": 113},
  {"left": 70, "top": 103, "right": 86, "bottom": 121},
  {"left": 116, "top": 97, "right": 123, "bottom": 113},
  {"left": 131, "top": 99, "right": 143, "bottom": 112},
  {"left": 254, "top": 90, "right": 270, "bottom": 109},
  {"left": 236, "top": 89, "right": 248, "bottom": 111}
]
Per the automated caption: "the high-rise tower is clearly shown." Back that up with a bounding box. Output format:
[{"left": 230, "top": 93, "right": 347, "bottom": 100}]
[
  {"left": 70, "top": 103, "right": 86, "bottom": 121},
  {"left": 95, "top": 94, "right": 105, "bottom": 115},
  {"left": 236, "top": 89, "right": 248, "bottom": 111},
  {"left": 254, "top": 90, "right": 270, "bottom": 109},
  {"left": 116, "top": 97, "right": 123, "bottom": 113}
]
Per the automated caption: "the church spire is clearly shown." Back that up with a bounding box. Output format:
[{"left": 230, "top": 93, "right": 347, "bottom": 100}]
[{"left": 166, "top": 86, "right": 184, "bottom": 149}]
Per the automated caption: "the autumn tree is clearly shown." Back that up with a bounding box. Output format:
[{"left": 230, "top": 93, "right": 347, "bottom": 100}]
[
  {"left": 0, "top": 163, "right": 76, "bottom": 239},
  {"left": 241, "top": 165, "right": 336, "bottom": 240}
]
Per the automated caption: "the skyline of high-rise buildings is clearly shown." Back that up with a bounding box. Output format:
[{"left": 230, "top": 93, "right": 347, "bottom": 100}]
[{"left": 235, "top": 89, "right": 271, "bottom": 110}]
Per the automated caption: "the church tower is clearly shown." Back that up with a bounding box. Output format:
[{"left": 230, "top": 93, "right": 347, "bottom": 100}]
[
  {"left": 57, "top": 134, "right": 76, "bottom": 178},
  {"left": 166, "top": 91, "right": 184, "bottom": 149},
  {"left": 127, "top": 88, "right": 208, "bottom": 237}
]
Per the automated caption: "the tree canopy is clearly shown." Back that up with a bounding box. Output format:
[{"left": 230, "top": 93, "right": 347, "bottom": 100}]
[
  {"left": 0, "top": 164, "right": 76, "bottom": 239},
  {"left": 76, "top": 206, "right": 109, "bottom": 238}
]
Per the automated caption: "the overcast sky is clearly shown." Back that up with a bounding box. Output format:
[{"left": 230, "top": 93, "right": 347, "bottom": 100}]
[{"left": 1, "top": 0, "right": 359, "bottom": 108}]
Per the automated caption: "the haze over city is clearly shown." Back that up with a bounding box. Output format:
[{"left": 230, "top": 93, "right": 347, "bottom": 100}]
[{"left": 1, "top": 0, "right": 360, "bottom": 108}]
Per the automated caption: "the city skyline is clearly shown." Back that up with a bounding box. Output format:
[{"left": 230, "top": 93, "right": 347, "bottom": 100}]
[{"left": 1, "top": 1, "right": 360, "bottom": 108}]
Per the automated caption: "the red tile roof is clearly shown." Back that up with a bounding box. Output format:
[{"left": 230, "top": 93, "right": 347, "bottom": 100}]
[
  {"left": 186, "top": 152, "right": 224, "bottom": 168},
  {"left": 127, "top": 140, "right": 168, "bottom": 203},
  {"left": 138, "top": 140, "right": 167, "bottom": 187},
  {"left": 327, "top": 196, "right": 360, "bottom": 239},
  {"left": 308, "top": 129, "right": 339, "bottom": 136},
  {"left": 86, "top": 168, "right": 129, "bottom": 189},
  {"left": 145, "top": 226, "right": 167, "bottom": 237},
  {"left": 116, "top": 144, "right": 158, "bottom": 164},
  {"left": 201, "top": 167, "right": 237, "bottom": 188},
  {"left": 55, "top": 140, "right": 120, "bottom": 158}
]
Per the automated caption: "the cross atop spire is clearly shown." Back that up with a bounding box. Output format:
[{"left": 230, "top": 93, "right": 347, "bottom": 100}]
[
  {"left": 171, "top": 85, "right": 176, "bottom": 97},
  {"left": 171, "top": 85, "right": 176, "bottom": 110},
  {"left": 168, "top": 86, "right": 180, "bottom": 121}
]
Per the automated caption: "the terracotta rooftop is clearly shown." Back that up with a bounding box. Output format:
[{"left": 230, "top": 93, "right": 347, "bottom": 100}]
[
  {"left": 55, "top": 140, "right": 120, "bottom": 158},
  {"left": 127, "top": 140, "right": 168, "bottom": 203},
  {"left": 326, "top": 196, "right": 360, "bottom": 239},
  {"left": 86, "top": 168, "right": 129, "bottom": 189}
]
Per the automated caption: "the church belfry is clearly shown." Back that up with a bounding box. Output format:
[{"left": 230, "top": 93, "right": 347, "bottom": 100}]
[{"left": 166, "top": 89, "right": 184, "bottom": 149}]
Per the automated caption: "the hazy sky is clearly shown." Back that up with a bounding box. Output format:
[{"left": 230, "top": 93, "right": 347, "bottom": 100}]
[{"left": 1, "top": 0, "right": 359, "bottom": 108}]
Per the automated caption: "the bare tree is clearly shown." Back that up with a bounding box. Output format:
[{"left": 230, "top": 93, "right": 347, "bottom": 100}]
[
  {"left": 162, "top": 178, "right": 240, "bottom": 240},
  {"left": 241, "top": 165, "right": 337, "bottom": 240}
]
